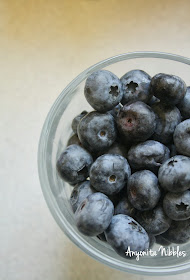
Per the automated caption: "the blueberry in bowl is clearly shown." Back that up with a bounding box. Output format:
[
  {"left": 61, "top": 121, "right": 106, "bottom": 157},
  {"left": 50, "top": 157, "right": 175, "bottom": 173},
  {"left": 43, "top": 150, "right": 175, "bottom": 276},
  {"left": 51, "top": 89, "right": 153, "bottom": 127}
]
[{"left": 38, "top": 52, "right": 190, "bottom": 276}]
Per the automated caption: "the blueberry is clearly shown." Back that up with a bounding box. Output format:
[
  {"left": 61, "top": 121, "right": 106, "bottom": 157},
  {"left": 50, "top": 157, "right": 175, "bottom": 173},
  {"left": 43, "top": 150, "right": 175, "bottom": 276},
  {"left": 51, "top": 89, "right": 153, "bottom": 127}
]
[
  {"left": 77, "top": 111, "right": 117, "bottom": 153},
  {"left": 127, "top": 170, "right": 161, "bottom": 211},
  {"left": 127, "top": 140, "right": 170, "bottom": 174},
  {"left": 56, "top": 144, "right": 93, "bottom": 185},
  {"left": 158, "top": 155, "right": 190, "bottom": 192},
  {"left": 163, "top": 191, "right": 190, "bottom": 221},
  {"left": 70, "top": 181, "right": 96, "bottom": 213},
  {"left": 120, "top": 70, "right": 152, "bottom": 105},
  {"left": 90, "top": 154, "right": 131, "bottom": 195},
  {"left": 71, "top": 111, "right": 88, "bottom": 134},
  {"left": 84, "top": 70, "right": 123, "bottom": 112},
  {"left": 75, "top": 192, "right": 114, "bottom": 236},
  {"left": 161, "top": 219, "right": 190, "bottom": 244},
  {"left": 151, "top": 103, "right": 181, "bottom": 144},
  {"left": 114, "top": 197, "right": 136, "bottom": 218},
  {"left": 97, "top": 232, "right": 107, "bottom": 242},
  {"left": 173, "top": 119, "right": 190, "bottom": 157},
  {"left": 116, "top": 101, "right": 156, "bottom": 142},
  {"left": 177, "top": 87, "right": 190, "bottom": 119},
  {"left": 155, "top": 234, "right": 171, "bottom": 246},
  {"left": 105, "top": 214, "right": 149, "bottom": 258},
  {"left": 150, "top": 73, "right": 186, "bottom": 106},
  {"left": 67, "top": 134, "right": 81, "bottom": 147},
  {"left": 135, "top": 205, "right": 171, "bottom": 236}
]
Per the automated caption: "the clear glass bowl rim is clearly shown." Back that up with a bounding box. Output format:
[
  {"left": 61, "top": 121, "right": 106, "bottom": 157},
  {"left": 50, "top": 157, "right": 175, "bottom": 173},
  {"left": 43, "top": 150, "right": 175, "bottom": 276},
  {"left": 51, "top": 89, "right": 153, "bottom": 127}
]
[{"left": 38, "top": 51, "right": 190, "bottom": 276}]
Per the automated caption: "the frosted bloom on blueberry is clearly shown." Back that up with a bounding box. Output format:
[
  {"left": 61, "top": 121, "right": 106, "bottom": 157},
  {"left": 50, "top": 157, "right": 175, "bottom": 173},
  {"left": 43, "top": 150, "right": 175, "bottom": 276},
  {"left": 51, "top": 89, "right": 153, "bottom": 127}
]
[
  {"left": 90, "top": 154, "right": 131, "bottom": 195},
  {"left": 163, "top": 191, "right": 190, "bottom": 221},
  {"left": 75, "top": 192, "right": 114, "bottom": 236},
  {"left": 84, "top": 70, "right": 123, "bottom": 112},
  {"left": 127, "top": 170, "right": 161, "bottom": 211},
  {"left": 116, "top": 101, "right": 156, "bottom": 142},
  {"left": 120, "top": 69, "right": 152, "bottom": 105},
  {"left": 77, "top": 111, "right": 117, "bottom": 153},
  {"left": 105, "top": 214, "right": 149, "bottom": 258},
  {"left": 158, "top": 155, "right": 190, "bottom": 192},
  {"left": 56, "top": 144, "right": 93, "bottom": 185},
  {"left": 150, "top": 73, "right": 186, "bottom": 106},
  {"left": 127, "top": 140, "right": 170, "bottom": 174}
]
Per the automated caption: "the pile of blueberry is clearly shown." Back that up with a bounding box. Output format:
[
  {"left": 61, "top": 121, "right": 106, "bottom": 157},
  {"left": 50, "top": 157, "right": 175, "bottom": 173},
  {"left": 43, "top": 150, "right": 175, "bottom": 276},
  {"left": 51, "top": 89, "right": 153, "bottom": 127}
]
[{"left": 56, "top": 69, "right": 190, "bottom": 259}]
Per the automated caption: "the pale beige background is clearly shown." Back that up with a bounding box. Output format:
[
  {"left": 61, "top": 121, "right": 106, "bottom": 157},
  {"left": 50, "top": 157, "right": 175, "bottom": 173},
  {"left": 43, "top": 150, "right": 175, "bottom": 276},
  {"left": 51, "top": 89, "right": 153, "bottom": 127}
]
[{"left": 1, "top": 0, "right": 190, "bottom": 279}]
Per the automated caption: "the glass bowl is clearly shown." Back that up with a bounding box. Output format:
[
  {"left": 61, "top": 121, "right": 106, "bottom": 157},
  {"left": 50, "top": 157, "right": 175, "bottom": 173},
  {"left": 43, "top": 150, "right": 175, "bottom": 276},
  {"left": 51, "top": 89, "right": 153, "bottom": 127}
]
[{"left": 38, "top": 51, "right": 190, "bottom": 276}]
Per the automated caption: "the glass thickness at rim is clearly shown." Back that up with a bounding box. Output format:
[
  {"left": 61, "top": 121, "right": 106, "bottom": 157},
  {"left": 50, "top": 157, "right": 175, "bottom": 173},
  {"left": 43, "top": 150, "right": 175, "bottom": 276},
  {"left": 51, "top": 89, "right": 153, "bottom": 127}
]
[{"left": 38, "top": 51, "right": 190, "bottom": 276}]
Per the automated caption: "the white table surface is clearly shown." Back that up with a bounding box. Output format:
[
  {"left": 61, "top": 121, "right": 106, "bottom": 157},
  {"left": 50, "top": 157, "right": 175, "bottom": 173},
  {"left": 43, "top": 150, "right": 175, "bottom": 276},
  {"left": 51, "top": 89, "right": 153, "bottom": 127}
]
[{"left": 1, "top": 0, "right": 190, "bottom": 279}]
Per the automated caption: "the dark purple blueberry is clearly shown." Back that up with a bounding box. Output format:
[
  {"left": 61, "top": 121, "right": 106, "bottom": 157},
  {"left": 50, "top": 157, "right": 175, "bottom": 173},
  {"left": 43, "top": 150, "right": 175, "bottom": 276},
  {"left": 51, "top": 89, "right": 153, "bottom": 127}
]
[
  {"left": 56, "top": 144, "right": 93, "bottom": 185},
  {"left": 75, "top": 192, "right": 114, "bottom": 236},
  {"left": 114, "top": 197, "right": 136, "bottom": 218},
  {"left": 162, "top": 219, "right": 190, "bottom": 244},
  {"left": 84, "top": 70, "right": 123, "bottom": 112},
  {"left": 173, "top": 119, "right": 190, "bottom": 157},
  {"left": 127, "top": 170, "right": 161, "bottom": 211},
  {"left": 71, "top": 111, "right": 88, "bottom": 134},
  {"left": 120, "top": 70, "right": 152, "bottom": 105},
  {"left": 150, "top": 73, "right": 186, "bottom": 106},
  {"left": 163, "top": 191, "right": 190, "bottom": 221},
  {"left": 158, "top": 155, "right": 190, "bottom": 192},
  {"left": 116, "top": 101, "right": 156, "bottom": 142},
  {"left": 67, "top": 134, "right": 81, "bottom": 147},
  {"left": 70, "top": 181, "right": 96, "bottom": 213},
  {"left": 90, "top": 154, "right": 131, "bottom": 195},
  {"left": 177, "top": 87, "right": 190, "bottom": 119},
  {"left": 105, "top": 214, "right": 149, "bottom": 258},
  {"left": 151, "top": 103, "right": 181, "bottom": 144},
  {"left": 77, "top": 111, "right": 117, "bottom": 153},
  {"left": 155, "top": 235, "right": 171, "bottom": 246},
  {"left": 135, "top": 206, "right": 171, "bottom": 236},
  {"left": 127, "top": 140, "right": 170, "bottom": 174}
]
